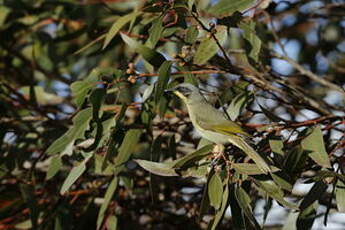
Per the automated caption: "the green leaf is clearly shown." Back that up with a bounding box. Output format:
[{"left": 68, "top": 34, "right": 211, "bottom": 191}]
[
  {"left": 70, "top": 81, "right": 94, "bottom": 107},
  {"left": 193, "top": 25, "right": 228, "bottom": 65},
  {"left": 103, "top": 12, "right": 141, "bottom": 49},
  {"left": 146, "top": 17, "right": 164, "bottom": 48},
  {"left": 142, "top": 84, "right": 155, "bottom": 102},
  {"left": 135, "top": 159, "right": 178, "bottom": 176},
  {"left": 209, "top": 0, "right": 255, "bottom": 17},
  {"left": 235, "top": 186, "right": 261, "bottom": 230},
  {"left": 297, "top": 205, "right": 317, "bottom": 230},
  {"left": 301, "top": 126, "right": 331, "bottom": 168},
  {"left": 172, "top": 144, "right": 213, "bottom": 169},
  {"left": 233, "top": 163, "right": 279, "bottom": 175},
  {"left": 269, "top": 136, "right": 285, "bottom": 156},
  {"left": 97, "top": 177, "right": 118, "bottom": 229},
  {"left": 336, "top": 180, "right": 345, "bottom": 213},
  {"left": 271, "top": 174, "right": 293, "bottom": 192},
  {"left": 60, "top": 154, "right": 92, "bottom": 194},
  {"left": 226, "top": 93, "right": 249, "bottom": 120},
  {"left": 113, "top": 129, "right": 142, "bottom": 175},
  {"left": 208, "top": 173, "right": 223, "bottom": 210},
  {"left": 46, "top": 156, "right": 62, "bottom": 180},
  {"left": 210, "top": 184, "right": 229, "bottom": 230},
  {"left": 154, "top": 61, "right": 172, "bottom": 105},
  {"left": 255, "top": 180, "right": 298, "bottom": 210},
  {"left": 120, "top": 33, "right": 166, "bottom": 68},
  {"left": 185, "top": 26, "right": 199, "bottom": 44},
  {"left": 299, "top": 181, "right": 328, "bottom": 211},
  {"left": 238, "top": 20, "right": 262, "bottom": 62},
  {"left": 46, "top": 108, "right": 92, "bottom": 155},
  {"left": 20, "top": 184, "right": 39, "bottom": 229}
]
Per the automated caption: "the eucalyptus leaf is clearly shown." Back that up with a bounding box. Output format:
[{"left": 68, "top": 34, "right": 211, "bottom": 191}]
[
  {"left": 209, "top": 0, "right": 255, "bottom": 17},
  {"left": 208, "top": 173, "right": 223, "bottom": 210},
  {"left": 97, "top": 177, "right": 118, "bottom": 229}
]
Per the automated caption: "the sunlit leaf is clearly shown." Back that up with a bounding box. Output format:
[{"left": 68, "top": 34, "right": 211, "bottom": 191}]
[
  {"left": 233, "top": 163, "right": 279, "bottom": 175},
  {"left": 226, "top": 93, "right": 249, "bottom": 120}
]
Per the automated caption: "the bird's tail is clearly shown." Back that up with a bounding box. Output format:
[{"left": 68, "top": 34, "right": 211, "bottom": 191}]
[{"left": 228, "top": 135, "right": 271, "bottom": 174}]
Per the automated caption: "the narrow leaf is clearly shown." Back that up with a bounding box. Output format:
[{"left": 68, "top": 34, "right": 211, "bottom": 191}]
[
  {"left": 97, "top": 177, "right": 118, "bottom": 229},
  {"left": 120, "top": 33, "right": 166, "bottom": 67},
  {"left": 210, "top": 184, "right": 229, "bottom": 230},
  {"left": 233, "top": 163, "right": 279, "bottom": 175},
  {"left": 154, "top": 61, "right": 172, "bottom": 105},
  {"left": 46, "top": 156, "right": 62, "bottom": 180},
  {"left": 227, "top": 93, "right": 249, "bottom": 120},
  {"left": 336, "top": 180, "right": 345, "bottom": 212},
  {"left": 238, "top": 21, "right": 262, "bottom": 61},
  {"left": 103, "top": 12, "right": 141, "bottom": 49}
]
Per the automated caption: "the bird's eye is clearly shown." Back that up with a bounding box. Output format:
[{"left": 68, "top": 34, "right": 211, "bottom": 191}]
[{"left": 177, "top": 86, "right": 192, "bottom": 96}]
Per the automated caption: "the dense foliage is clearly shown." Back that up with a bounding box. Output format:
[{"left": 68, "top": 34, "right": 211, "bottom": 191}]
[{"left": 1, "top": 0, "right": 345, "bottom": 229}]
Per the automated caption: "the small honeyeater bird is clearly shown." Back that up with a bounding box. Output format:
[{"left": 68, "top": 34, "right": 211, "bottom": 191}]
[{"left": 166, "top": 83, "right": 271, "bottom": 174}]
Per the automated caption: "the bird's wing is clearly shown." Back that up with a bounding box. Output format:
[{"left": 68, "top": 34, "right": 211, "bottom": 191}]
[
  {"left": 195, "top": 116, "right": 271, "bottom": 174},
  {"left": 195, "top": 116, "right": 251, "bottom": 137}
]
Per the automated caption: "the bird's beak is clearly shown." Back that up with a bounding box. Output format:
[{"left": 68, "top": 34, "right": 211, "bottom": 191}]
[{"left": 164, "top": 88, "right": 175, "bottom": 94}]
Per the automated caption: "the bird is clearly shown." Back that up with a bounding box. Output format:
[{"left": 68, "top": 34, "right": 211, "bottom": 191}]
[{"left": 166, "top": 83, "right": 271, "bottom": 174}]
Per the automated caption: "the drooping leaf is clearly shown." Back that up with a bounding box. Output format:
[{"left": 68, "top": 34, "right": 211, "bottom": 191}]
[
  {"left": 336, "top": 180, "right": 345, "bottom": 213},
  {"left": 60, "top": 154, "right": 92, "bottom": 194},
  {"left": 120, "top": 33, "right": 166, "bottom": 68},
  {"left": 142, "top": 83, "right": 155, "bottom": 102},
  {"left": 238, "top": 20, "right": 262, "bottom": 62},
  {"left": 235, "top": 186, "right": 261, "bottom": 230},
  {"left": 154, "top": 61, "right": 172, "bottom": 105},
  {"left": 46, "top": 156, "right": 62, "bottom": 180},
  {"left": 208, "top": 172, "right": 223, "bottom": 210},
  {"left": 297, "top": 205, "right": 317, "bottom": 230},
  {"left": 193, "top": 25, "right": 228, "bottom": 65},
  {"left": 255, "top": 180, "right": 298, "bottom": 209},
  {"left": 103, "top": 12, "right": 141, "bottom": 49},
  {"left": 146, "top": 17, "right": 164, "bottom": 48},
  {"left": 172, "top": 144, "right": 213, "bottom": 169},
  {"left": 46, "top": 108, "right": 92, "bottom": 155},
  {"left": 210, "top": 184, "right": 229, "bottom": 230},
  {"left": 209, "top": 0, "right": 255, "bottom": 17},
  {"left": 97, "top": 177, "right": 118, "bottom": 229},
  {"left": 301, "top": 126, "right": 331, "bottom": 168},
  {"left": 135, "top": 159, "right": 178, "bottom": 177},
  {"left": 106, "top": 215, "right": 118, "bottom": 230},
  {"left": 271, "top": 174, "right": 293, "bottom": 192},
  {"left": 113, "top": 129, "right": 142, "bottom": 175}
]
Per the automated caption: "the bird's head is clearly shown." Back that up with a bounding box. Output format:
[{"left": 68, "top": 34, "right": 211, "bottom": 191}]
[{"left": 165, "top": 83, "right": 203, "bottom": 104}]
